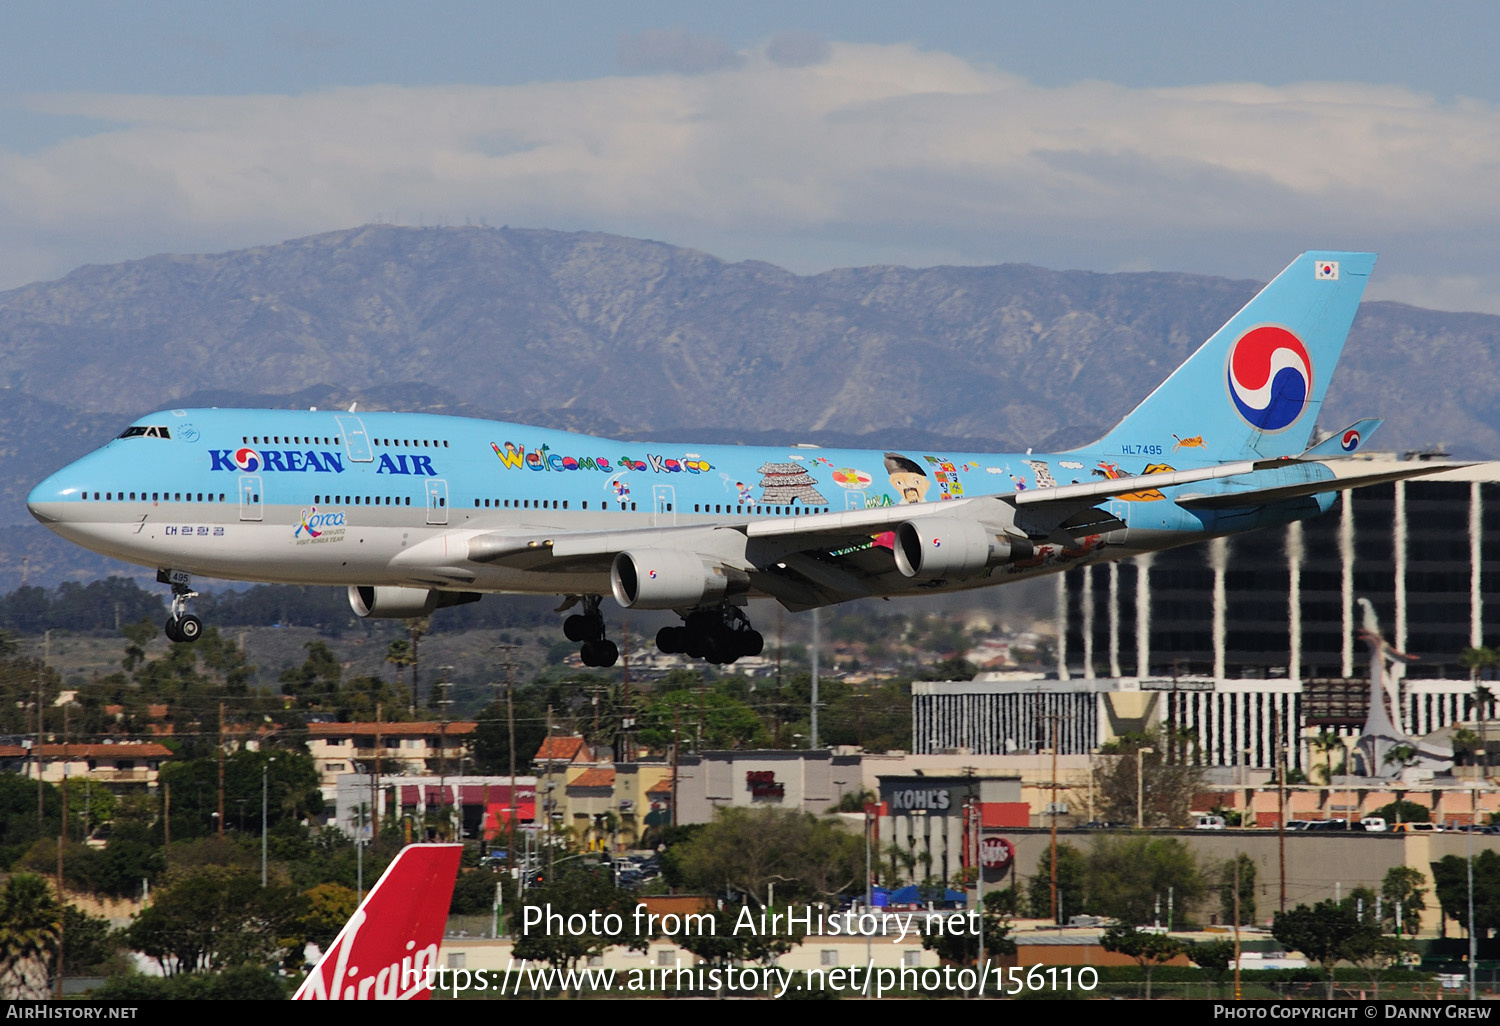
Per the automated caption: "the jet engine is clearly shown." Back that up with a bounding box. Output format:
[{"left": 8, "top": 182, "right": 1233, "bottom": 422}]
[
  {"left": 892, "top": 518, "right": 1015, "bottom": 579},
  {"left": 611, "top": 550, "right": 729, "bottom": 609},
  {"left": 348, "top": 586, "right": 481, "bottom": 619}
]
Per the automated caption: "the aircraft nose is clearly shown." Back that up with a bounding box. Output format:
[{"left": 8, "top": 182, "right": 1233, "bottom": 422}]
[{"left": 27, "top": 472, "right": 72, "bottom": 524}]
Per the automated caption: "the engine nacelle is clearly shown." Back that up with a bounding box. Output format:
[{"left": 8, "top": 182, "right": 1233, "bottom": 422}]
[
  {"left": 348, "top": 586, "right": 481, "bottom": 619},
  {"left": 611, "top": 550, "right": 729, "bottom": 609},
  {"left": 893, "top": 518, "right": 1012, "bottom": 579}
]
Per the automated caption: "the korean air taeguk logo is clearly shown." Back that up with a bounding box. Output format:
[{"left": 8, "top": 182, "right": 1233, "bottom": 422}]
[
  {"left": 1226, "top": 325, "right": 1312, "bottom": 433},
  {"left": 232, "top": 447, "right": 262, "bottom": 472}
]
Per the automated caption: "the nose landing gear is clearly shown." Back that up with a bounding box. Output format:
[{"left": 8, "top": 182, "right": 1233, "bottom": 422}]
[{"left": 157, "top": 569, "right": 203, "bottom": 644}]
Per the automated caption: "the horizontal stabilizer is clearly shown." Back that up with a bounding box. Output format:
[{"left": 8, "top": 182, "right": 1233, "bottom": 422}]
[
  {"left": 1174, "top": 461, "right": 1467, "bottom": 510},
  {"left": 1300, "top": 419, "right": 1383, "bottom": 459}
]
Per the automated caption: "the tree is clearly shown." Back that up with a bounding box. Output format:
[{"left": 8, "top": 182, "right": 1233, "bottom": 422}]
[
  {"left": 0, "top": 874, "right": 61, "bottom": 999},
  {"left": 1026, "top": 843, "right": 1085, "bottom": 920},
  {"left": 450, "top": 869, "right": 503, "bottom": 916},
  {"left": 1085, "top": 834, "right": 1204, "bottom": 927},
  {"left": 923, "top": 889, "right": 1017, "bottom": 970},
  {"left": 1432, "top": 851, "right": 1500, "bottom": 937},
  {"left": 509, "top": 866, "right": 646, "bottom": 988},
  {"left": 1371, "top": 798, "right": 1429, "bottom": 824},
  {"left": 296, "top": 883, "right": 358, "bottom": 953},
  {"left": 674, "top": 903, "right": 802, "bottom": 993},
  {"left": 1099, "top": 924, "right": 1184, "bottom": 999},
  {"left": 472, "top": 697, "right": 549, "bottom": 775},
  {"left": 1272, "top": 899, "right": 1381, "bottom": 999},
  {"left": 279, "top": 640, "right": 343, "bottom": 709},
  {"left": 126, "top": 868, "right": 305, "bottom": 975},
  {"left": 1382, "top": 865, "right": 1428, "bottom": 936},
  {"left": 1310, "top": 730, "right": 1344, "bottom": 786},
  {"left": 1190, "top": 939, "right": 1236, "bottom": 998},
  {"left": 1095, "top": 731, "right": 1204, "bottom": 827},
  {"left": 1219, "top": 853, "right": 1256, "bottom": 927},
  {"left": 61, "top": 904, "right": 121, "bottom": 978},
  {"left": 672, "top": 807, "right": 863, "bottom": 906}
]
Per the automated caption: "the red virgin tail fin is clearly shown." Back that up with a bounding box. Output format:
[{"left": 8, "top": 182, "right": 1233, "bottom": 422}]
[{"left": 293, "top": 843, "right": 462, "bottom": 1000}]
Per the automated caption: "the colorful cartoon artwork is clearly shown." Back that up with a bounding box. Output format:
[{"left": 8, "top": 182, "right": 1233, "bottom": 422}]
[
  {"left": 832, "top": 467, "right": 874, "bottom": 489},
  {"left": 1022, "top": 459, "right": 1058, "bottom": 489},
  {"left": 1091, "top": 461, "right": 1174, "bottom": 502},
  {"left": 492, "top": 442, "right": 710, "bottom": 475},
  {"left": 884, "top": 453, "right": 930, "bottom": 504},
  {"left": 609, "top": 477, "right": 630, "bottom": 500},
  {"left": 736, "top": 481, "right": 754, "bottom": 504},
  {"left": 1172, "top": 434, "right": 1206, "bottom": 453},
  {"left": 757, "top": 463, "right": 828, "bottom": 505}
]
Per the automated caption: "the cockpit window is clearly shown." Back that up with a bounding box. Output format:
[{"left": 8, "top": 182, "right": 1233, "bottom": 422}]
[{"left": 117, "top": 426, "right": 171, "bottom": 439}]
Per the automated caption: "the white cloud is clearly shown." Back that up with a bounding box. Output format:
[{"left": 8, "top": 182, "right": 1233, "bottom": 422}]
[{"left": 3, "top": 41, "right": 1500, "bottom": 310}]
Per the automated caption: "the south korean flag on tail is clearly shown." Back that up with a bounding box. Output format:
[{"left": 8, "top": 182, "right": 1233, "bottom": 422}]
[{"left": 1315, "top": 260, "right": 1339, "bottom": 281}]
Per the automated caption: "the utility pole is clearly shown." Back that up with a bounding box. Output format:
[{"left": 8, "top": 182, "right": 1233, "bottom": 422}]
[
  {"left": 55, "top": 707, "right": 68, "bottom": 999},
  {"left": 1274, "top": 709, "right": 1287, "bottom": 912},
  {"left": 671, "top": 704, "right": 681, "bottom": 829},
  {"left": 37, "top": 629, "right": 49, "bottom": 828},
  {"left": 494, "top": 645, "right": 518, "bottom": 858},
  {"left": 545, "top": 705, "right": 555, "bottom": 880},
  {"left": 1233, "top": 855, "right": 1242, "bottom": 1000},
  {"left": 1048, "top": 715, "right": 1060, "bottom": 923},
  {"left": 372, "top": 704, "right": 382, "bottom": 845},
  {"left": 217, "top": 701, "right": 226, "bottom": 838},
  {"left": 811, "top": 608, "right": 820, "bottom": 749}
]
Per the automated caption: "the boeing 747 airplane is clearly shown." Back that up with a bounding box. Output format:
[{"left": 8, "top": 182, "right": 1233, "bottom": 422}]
[{"left": 27, "top": 252, "right": 1445, "bottom": 667}]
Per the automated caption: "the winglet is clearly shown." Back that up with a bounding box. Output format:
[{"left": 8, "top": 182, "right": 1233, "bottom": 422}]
[
  {"left": 293, "top": 843, "right": 462, "bottom": 1000},
  {"left": 1299, "top": 419, "right": 1383, "bottom": 459}
]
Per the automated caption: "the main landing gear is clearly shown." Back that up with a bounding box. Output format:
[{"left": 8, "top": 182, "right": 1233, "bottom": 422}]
[
  {"left": 656, "top": 606, "right": 764, "bottom": 666},
  {"left": 560, "top": 595, "right": 619, "bottom": 668},
  {"left": 156, "top": 569, "right": 203, "bottom": 643}
]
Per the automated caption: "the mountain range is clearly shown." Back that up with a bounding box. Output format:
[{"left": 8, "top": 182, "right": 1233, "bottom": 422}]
[{"left": 2, "top": 225, "right": 1494, "bottom": 590}]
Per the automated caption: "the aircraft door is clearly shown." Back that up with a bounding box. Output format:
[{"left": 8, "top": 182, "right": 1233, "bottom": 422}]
[
  {"left": 844, "top": 490, "right": 867, "bottom": 510},
  {"left": 425, "top": 479, "right": 449, "bottom": 525},
  {"left": 238, "top": 476, "right": 263, "bottom": 521},
  {"left": 653, "top": 485, "right": 676, "bottom": 526},
  {"left": 334, "top": 415, "right": 374, "bottom": 462}
]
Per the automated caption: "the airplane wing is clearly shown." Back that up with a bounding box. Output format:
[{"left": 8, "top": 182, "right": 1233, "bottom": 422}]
[{"left": 449, "top": 457, "right": 1467, "bottom": 610}]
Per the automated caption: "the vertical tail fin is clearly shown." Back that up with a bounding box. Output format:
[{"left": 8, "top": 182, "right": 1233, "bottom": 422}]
[
  {"left": 1089, "top": 252, "right": 1375, "bottom": 463},
  {"left": 293, "top": 843, "right": 462, "bottom": 1000}
]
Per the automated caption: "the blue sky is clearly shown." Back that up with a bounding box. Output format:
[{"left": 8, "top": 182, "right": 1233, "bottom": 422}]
[{"left": 3, "top": 2, "right": 1500, "bottom": 310}]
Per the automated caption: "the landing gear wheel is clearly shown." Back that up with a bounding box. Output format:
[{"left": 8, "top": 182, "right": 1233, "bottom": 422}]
[
  {"left": 164, "top": 617, "right": 182, "bottom": 643},
  {"left": 594, "top": 640, "right": 618, "bottom": 667},
  {"left": 176, "top": 614, "right": 203, "bottom": 642},
  {"left": 564, "top": 615, "right": 592, "bottom": 642},
  {"left": 580, "top": 639, "right": 620, "bottom": 668}
]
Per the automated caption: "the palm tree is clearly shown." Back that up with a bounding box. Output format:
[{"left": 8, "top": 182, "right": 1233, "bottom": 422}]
[
  {"left": 0, "top": 874, "right": 62, "bottom": 1000},
  {"left": 384, "top": 639, "right": 415, "bottom": 705},
  {"left": 1476, "top": 684, "right": 1496, "bottom": 778},
  {"left": 1311, "top": 730, "right": 1343, "bottom": 786},
  {"left": 1461, "top": 646, "right": 1497, "bottom": 685}
]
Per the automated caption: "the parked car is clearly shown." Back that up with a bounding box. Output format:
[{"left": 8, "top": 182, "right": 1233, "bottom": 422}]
[
  {"left": 1194, "top": 815, "right": 1228, "bottom": 830},
  {"left": 1360, "top": 817, "right": 1388, "bottom": 832},
  {"left": 1390, "top": 821, "right": 1441, "bottom": 833}
]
